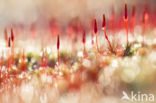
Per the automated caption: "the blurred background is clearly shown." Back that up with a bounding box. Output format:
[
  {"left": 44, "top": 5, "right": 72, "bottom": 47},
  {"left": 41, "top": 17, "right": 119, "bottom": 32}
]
[{"left": 0, "top": 0, "right": 155, "bottom": 29}]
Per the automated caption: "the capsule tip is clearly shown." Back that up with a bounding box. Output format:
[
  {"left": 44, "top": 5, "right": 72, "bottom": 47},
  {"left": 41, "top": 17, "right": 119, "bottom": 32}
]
[
  {"left": 102, "top": 14, "right": 106, "bottom": 28},
  {"left": 125, "top": 3, "right": 128, "bottom": 19},
  {"left": 8, "top": 37, "right": 11, "bottom": 47},
  {"left": 57, "top": 34, "right": 60, "bottom": 50},
  {"left": 94, "top": 18, "right": 97, "bottom": 34},
  {"left": 11, "top": 28, "right": 14, "bottom": 42},
  {"left": 82, "top": 30, "right": 86, "bottom": 44}
]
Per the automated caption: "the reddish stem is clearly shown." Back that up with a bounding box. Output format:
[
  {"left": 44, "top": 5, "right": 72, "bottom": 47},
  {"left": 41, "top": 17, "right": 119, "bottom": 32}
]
[
  {"left": 91, "top": 33, "right": 94, "bottom": 47},
  {"left": 11, "top": 28, "right": 15, "bottom": 65},
  {"left": 102, "top": 14, "right": 113, "bottom": 51},
  {"left": 124, "top": 19, "right": 128, "bottom": 43},
  {"left": 104, "top": 28, "right": 113, "bottom": 51},
  {"left": 40, "top": 49, "right": 48, "bottom": 67},
  {"left": 7, "top": 38, "right": 11, "bottom": 75},
  {"left": 95, "top": 33, "right": 99, "bottom": 50},
  {"left": 0, "top": 52, "right": 3, "bottom": 78},
  {"left": 7, "top": 55, "right": 11, "bottom": 75},
  {"left": 124, "top": 3, "right": 129, "bottom": 44},
  {"left": 57, "top": 49, "right": 59, "bottom": 66}
]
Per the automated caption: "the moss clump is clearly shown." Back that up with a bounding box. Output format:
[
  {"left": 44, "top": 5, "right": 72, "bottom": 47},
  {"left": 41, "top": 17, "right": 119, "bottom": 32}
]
[{"left": 124, "top": 43, "right": 134, "bottom": 57}]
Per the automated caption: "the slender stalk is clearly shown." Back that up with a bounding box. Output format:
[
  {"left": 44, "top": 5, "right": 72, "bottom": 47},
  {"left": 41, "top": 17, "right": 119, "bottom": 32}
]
[
  {"left": 57, "top": 49, "right": 59, "bottom": 66},
  {"left": 103, "top": 28, "right": 113, "bottom": 51},
  {"left": 0, "top": 52, "right": 3, "bottom": 78},
  {"left": 7, "top": 37, "right": 11, "bottom": 75},
  {"left": 102, "top": 14, "right": 113, "bottom": 52},
  {"left": 124, "top": 19, "right": 128, "bottom": 43},
  {"left": 11, "top": 28, "right": 15, "bottom": 65},
  {"left": 95, "top": 33, "right": 99, "bottom": 51}
]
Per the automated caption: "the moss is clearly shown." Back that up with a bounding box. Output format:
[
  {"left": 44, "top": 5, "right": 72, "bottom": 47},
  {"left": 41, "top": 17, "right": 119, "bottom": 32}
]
[
  {"left": 124, "top": 43, "right": 134, "bottom": 57},
  {"left": 27, "top": 52, "right": 33, "bottom": 62}
]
